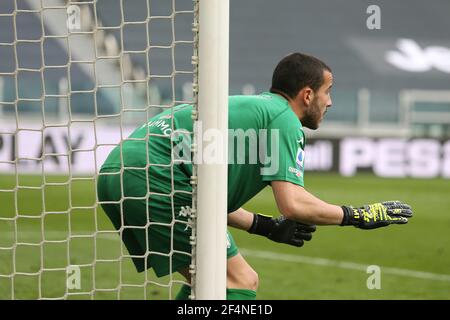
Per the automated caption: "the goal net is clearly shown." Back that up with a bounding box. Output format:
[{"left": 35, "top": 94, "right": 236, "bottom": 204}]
[{"left": 0, "top": 0, "right": 228, "bottom": 300}]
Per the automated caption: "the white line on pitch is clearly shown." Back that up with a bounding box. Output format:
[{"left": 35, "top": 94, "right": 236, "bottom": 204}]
[
  {"left": 3, "top": 231, "right": 450, "bottom": 283},
  {"left": 239, "top": 249, "right": 450, "bottom": 283}
]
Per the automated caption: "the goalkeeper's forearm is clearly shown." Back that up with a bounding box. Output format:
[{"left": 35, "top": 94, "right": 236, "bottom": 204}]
[
  {"left": 227, "top": 207, "right": 255, "bottom": 231},
  {"left": 227, "top": 207, "right": 316, "bottom": 247},
  {"left": 226, "top": 187, "right": 343, "bottom": 228},
  {"left": 271, "top": 181, "right": 412, "bottom": 228},
  {"left": 271, "top": 181, "right": 345, "bottom": 225}
]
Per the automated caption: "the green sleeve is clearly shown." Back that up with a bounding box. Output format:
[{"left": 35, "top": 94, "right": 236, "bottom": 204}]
[{"left": 260, "top": 110, "right": 305, "bottom": 187}]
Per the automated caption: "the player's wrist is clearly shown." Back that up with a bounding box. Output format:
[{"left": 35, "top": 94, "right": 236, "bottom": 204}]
[
  {"left": 248, "top": 213, "right": 275, "bottom": 236},
  {"left": 340, "top": 205, "right": 358, "bottom": 226}
]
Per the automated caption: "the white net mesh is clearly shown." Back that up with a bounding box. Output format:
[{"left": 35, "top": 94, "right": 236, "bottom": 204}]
[{"left": 0, "top": 0, "right": 196, "bottom": 299}]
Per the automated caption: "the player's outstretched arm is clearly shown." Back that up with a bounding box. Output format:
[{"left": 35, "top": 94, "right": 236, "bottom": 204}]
[
  {"left": 228, "top": 208, "right": 316, "bottom": 247},
  {"left": 271, "top": 181, "right": 413, "bottom": 229}
]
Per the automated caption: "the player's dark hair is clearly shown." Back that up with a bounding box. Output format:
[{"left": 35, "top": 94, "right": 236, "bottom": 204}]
[{"left": 270, "top": 52, "right": 332, "bottom": 99}]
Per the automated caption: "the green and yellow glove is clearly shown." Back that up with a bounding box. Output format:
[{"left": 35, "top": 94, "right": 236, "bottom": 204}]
[
  {"left": 341, "top": 201, "right": 413, "bottom": 230},
  {"left": 248, "top": 213, "right": 316, "bottom": 247}
]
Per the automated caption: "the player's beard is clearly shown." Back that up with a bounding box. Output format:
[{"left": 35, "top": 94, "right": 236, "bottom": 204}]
[{"left": 301, "top": 97, "right": 322, "bottom": 130}]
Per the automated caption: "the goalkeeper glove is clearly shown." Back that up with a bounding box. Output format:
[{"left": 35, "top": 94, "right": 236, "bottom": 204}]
[
  {"left": 248, "top": 213, "right": 316, "bottom": 247},
  {"left": 341, "top": 201, "right": 413, "bottom": 230}
]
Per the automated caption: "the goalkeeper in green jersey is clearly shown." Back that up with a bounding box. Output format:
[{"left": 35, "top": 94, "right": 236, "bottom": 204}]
[{"left": 97, "top": 53, "right": 413, "bottom": 300}]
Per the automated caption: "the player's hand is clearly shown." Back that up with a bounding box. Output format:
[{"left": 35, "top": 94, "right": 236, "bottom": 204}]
[
  {"left": 248, "top": 213, "right": 316, "bottom": 247},
  {"left": 341, "top": 201, "right": 413, "bottom": 230}
]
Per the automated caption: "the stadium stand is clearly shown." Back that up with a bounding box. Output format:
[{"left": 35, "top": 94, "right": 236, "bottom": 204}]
[{"left": 1, "top": 0, "right": 450, "bottom": 137}]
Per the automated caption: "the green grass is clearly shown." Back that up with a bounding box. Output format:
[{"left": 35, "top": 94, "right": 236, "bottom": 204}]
[{"left": 1, "top": 173, "right": 449, "bottom": 299}]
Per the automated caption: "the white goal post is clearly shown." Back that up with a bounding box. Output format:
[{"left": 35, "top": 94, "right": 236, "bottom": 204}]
[
  {"left": 193, "top": 0, "right": 229, "bottom": 300},
  {"left": 0, "top": 0, "right": 229, "bottom": 300}
]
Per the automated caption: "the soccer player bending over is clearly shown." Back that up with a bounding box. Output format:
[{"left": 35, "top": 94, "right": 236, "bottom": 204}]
[{"left": 97, "top": 53, "right": 413, "bottom": 300}]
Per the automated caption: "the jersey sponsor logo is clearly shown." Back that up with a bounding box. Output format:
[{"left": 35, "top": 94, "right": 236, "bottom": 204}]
[
  {"left": 289, "top": 166, "right": 302, "bottom": 177},
  {"left": 289, "top": 147, "right": 305, "bottom": 178},
  {"left": 296, "top": 147, "right": 305, "bottom": 170},
  {"left": 142, "top": 119, "right": 172, "bottom": 136}
]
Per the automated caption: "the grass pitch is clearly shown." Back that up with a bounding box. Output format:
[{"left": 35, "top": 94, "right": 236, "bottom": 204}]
[{"left": 0, "top": 173, "right": 449, "bottom": 299}]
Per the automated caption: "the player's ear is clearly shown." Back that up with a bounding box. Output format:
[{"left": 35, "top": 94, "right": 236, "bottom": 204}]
[{"left": 296, "top": 87, "right": 314, "bottom": 107}]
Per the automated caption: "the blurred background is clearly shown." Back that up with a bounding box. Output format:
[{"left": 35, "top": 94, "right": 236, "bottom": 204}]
[
  {"left": 0, "top": 0, "right": 449, "bottom": 299},
  {"left": 1, "top": 0, "right": 450, "bottom": 176}
]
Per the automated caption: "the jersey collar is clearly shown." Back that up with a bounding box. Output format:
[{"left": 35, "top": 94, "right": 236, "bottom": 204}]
[{"left": 260, "top": 91, "right": 290, "bottom": 106}]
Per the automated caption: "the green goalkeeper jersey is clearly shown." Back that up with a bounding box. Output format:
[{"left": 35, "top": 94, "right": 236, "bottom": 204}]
[{"left": 101, "top": 92, "right": 306, "bottom": 213}]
